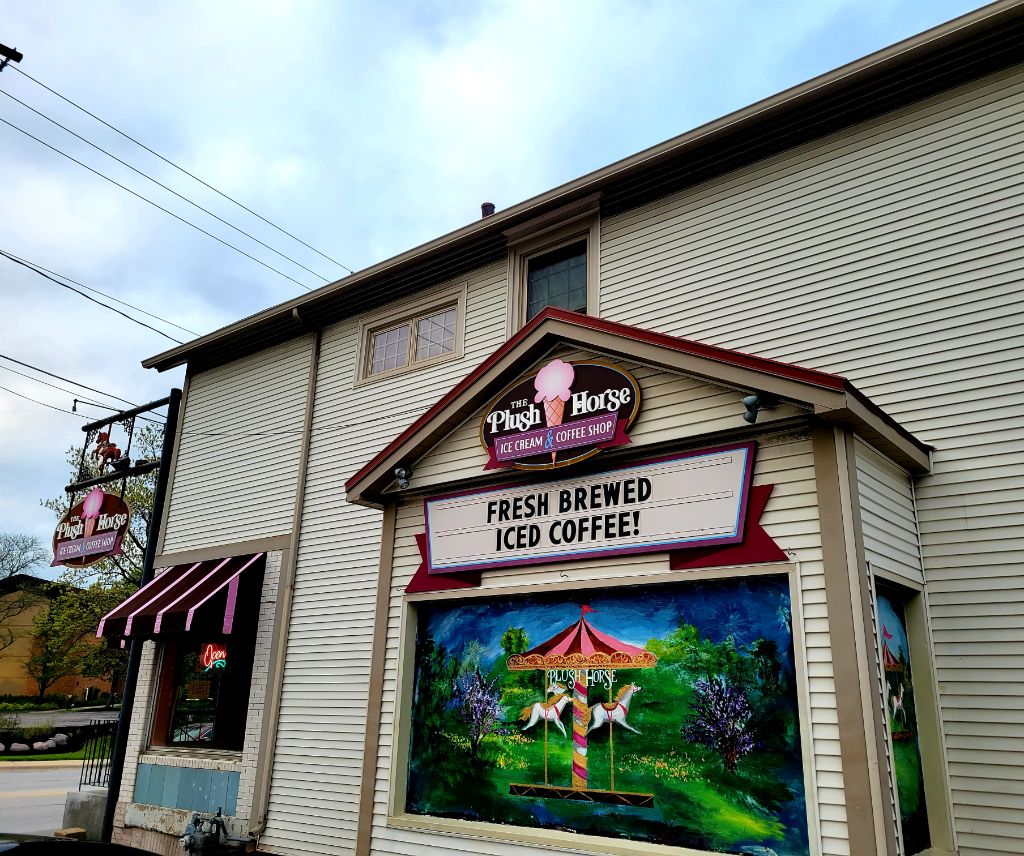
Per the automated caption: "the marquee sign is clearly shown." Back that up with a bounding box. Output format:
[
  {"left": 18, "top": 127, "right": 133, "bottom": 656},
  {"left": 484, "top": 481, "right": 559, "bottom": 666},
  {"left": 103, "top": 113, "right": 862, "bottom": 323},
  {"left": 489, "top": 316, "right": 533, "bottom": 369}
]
[
  {"left": 51, "top": 487, "right": 131, "bottom": 568},
  {"left": 480, "top": 359, "right": 640, "bottom": 470},
  {"left": 426, "top": 442, "right": 755, "bottom": 574}
]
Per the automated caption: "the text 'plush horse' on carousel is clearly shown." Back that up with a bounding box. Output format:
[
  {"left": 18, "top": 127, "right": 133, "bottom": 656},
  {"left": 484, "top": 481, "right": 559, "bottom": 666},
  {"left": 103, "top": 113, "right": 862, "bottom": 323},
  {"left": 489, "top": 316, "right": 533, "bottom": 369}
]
[{"left": 506, "top": 605, "right": 658, "bottom": 807}]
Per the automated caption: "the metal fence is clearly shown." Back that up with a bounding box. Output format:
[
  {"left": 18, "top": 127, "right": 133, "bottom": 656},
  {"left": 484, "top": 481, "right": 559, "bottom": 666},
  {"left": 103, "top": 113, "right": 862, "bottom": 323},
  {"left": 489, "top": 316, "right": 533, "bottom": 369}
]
[{"left": 79, "top": 718, "right": 118, "bottom": 790}]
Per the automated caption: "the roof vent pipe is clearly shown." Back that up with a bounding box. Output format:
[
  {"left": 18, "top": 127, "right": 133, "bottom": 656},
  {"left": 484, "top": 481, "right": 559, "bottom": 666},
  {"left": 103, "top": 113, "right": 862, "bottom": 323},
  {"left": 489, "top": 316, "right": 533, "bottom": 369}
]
[{"left": 481, "top": 202, "right": 495, "bottom": 218}]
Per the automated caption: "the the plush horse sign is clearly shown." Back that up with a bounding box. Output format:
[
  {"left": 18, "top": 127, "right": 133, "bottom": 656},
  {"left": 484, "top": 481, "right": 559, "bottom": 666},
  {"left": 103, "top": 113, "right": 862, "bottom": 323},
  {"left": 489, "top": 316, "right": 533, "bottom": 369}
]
[{"left": 51, "top": 487, "right": 131, "bottom": 568}]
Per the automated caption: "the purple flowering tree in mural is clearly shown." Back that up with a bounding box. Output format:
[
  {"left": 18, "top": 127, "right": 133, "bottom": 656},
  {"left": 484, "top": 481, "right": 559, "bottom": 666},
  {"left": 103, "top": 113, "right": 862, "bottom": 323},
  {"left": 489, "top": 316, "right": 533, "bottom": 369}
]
[
  {"left": 452, "top": 670, "right": 502, "bottom": 758},
  {"left": 683, "top": 675, "right": 755, "bottom": 772}
]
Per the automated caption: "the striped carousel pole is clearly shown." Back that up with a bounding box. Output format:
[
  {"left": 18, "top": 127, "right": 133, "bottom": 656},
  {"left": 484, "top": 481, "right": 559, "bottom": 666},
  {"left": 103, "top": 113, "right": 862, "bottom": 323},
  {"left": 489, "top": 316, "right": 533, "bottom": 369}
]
[{"left": 571, "top": 671, "right": 589, "bottom": 789}]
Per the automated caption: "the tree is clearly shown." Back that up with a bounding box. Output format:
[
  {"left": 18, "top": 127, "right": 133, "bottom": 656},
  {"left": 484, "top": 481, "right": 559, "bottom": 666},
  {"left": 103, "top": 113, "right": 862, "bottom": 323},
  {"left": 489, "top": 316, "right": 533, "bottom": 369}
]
[
  {"left": 25, "top": 581, "right": 131, "bottom": 699},
  {"left": 451, "top": 670, "right": 501, "bottom": 759},
  {"left": 43, "top": 424, "right": 163, "bottom": 588},
  {"left": 682, "top": 675, "right": 755, "bottom": 773},
  {"left": 0, "top": 532, "right": 49, "bottom": 653}
]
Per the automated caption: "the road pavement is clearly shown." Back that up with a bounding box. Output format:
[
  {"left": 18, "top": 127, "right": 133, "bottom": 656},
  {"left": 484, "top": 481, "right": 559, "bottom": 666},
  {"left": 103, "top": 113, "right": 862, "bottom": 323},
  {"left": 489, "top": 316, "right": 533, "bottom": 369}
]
[
  {"left": 0, "top": 765, "right": 82, "bottom": 835},
  {"left": 9, "top": 709, "right": 118, "bottom": 728}
]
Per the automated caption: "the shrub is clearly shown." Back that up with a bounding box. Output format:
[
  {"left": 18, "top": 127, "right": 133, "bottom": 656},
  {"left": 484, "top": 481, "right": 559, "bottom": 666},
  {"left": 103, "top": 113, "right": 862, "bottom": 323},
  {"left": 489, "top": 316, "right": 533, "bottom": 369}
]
[{"left": 21, "top": 720, "right": 56, "bottom": 743}]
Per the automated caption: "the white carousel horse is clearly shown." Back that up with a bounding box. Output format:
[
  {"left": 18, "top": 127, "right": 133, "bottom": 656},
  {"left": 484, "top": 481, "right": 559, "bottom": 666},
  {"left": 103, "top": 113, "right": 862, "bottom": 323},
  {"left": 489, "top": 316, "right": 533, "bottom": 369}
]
[
  {"left": 588, "top": 683, "right": 642, "bottom": 734},
  {"left": 520, "top": 681, "right": 570, "bottom": 736},
  {"left": 891, "top": 683, "right": 906, "bottom": 726}
]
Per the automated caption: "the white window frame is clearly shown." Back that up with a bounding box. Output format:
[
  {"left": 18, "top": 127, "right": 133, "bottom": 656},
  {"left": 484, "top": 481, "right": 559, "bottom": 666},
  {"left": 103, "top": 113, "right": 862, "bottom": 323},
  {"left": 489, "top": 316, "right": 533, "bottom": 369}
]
[
  {"left": 505, "top": 193, "right": 601, "bottom": 335},
  {"left": 355, "top": 284, "right": 467, "bottom": 385}
]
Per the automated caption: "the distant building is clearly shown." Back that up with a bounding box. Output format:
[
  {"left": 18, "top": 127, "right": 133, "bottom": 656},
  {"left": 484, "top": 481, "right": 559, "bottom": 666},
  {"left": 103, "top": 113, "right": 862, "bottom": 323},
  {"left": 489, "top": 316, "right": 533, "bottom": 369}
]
[
  {"left": 0, "top": 574, "right": 111, "bottom": 699},
  {"left": 100, "top": 4, "right": 1024, "bottom": 856}
]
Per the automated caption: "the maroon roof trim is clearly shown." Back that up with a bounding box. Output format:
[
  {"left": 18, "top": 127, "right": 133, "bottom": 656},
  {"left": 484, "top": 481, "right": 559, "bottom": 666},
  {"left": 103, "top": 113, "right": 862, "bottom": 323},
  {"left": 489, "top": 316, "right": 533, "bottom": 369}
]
[{"left": 345, "top": 308, "right": 846, "bottom": 492}]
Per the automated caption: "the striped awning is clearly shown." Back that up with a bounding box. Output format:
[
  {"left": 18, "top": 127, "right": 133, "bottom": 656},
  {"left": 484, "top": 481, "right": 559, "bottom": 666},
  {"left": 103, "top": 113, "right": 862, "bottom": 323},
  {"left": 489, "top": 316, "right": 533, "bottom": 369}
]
[{"left": 97, "top": 553, "right": 264, "bottom": 641}]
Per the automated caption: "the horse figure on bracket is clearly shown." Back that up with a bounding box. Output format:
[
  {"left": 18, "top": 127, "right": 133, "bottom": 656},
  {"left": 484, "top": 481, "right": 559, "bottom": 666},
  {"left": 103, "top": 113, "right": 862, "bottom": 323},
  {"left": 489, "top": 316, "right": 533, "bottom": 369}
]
[
  {"left": 520, "top": 681, "right": 571, "bottom": 737},
  {"left": 588, "top": 683, "right": 643, "bottom": 734}
]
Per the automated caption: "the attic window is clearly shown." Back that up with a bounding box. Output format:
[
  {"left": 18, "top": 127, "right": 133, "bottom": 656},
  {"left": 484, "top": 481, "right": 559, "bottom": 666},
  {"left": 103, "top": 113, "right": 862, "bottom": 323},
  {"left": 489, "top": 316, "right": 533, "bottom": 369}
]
[{"left": 357, "top": 286, "right": 467, "bottom": 383}]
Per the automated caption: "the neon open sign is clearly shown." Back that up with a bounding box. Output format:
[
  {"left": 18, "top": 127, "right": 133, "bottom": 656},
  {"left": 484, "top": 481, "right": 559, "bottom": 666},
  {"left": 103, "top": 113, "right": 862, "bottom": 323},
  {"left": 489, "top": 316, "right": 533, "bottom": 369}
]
[{"left": 201, "top": 643, "right": 227, "bottom": 672}]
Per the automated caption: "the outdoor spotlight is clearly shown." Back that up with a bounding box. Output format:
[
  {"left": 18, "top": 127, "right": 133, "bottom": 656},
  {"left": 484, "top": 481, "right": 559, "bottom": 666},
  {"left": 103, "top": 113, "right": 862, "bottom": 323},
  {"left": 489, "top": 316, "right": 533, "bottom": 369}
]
[
  {"left": 394, "top": 466, "right": 412, "bottom": 490},
  {"left": 0, "top": 44, "right": 23, "bottom": 72},
  {"left": 742, "top": 392, "right": 779, "bottom": 424}
]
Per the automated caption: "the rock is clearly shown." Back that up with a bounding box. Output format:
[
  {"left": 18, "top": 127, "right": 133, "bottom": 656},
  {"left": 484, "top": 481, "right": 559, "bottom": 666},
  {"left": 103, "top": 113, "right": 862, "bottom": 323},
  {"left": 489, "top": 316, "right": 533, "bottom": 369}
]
[
  {"left": 0, "top": 743, "right": 5, "bottom": 753},
  {"left": 33, "top": 741, "right": 50, "bottom": 751},
  {"left": 54, "top": 733, "right": 69, "bottom": 746},
  {"left": 10, "top": 743, "right": 29, "bottom": 753},
  {"left": 45, "top": 739, "right": 58, "bottom": 750}
]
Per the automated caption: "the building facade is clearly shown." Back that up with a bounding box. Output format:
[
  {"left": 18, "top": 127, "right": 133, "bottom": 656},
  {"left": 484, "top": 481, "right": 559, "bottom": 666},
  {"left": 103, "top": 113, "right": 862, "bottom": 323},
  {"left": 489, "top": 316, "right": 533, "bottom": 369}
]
[{"left": 101, "top": 5, "right": 1024, "bottom": 856}]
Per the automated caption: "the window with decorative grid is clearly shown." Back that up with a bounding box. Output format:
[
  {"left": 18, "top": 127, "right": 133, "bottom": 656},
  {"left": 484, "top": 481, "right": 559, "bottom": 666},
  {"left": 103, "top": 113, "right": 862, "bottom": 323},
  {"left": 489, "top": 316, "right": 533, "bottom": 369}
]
[{"left": 365, "top": 303, "right": 459, "bottom": 378}]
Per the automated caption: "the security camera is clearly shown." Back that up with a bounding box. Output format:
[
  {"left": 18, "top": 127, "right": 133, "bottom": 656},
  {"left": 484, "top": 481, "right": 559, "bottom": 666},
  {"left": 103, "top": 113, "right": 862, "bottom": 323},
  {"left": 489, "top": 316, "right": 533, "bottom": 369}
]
[{"left": 394, "top": 466, "right": 412, "bottom": 490}]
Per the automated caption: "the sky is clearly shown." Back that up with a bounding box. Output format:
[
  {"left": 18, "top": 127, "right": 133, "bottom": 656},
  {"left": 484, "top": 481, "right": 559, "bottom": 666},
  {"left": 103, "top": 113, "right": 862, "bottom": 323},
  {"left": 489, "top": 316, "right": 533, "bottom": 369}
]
[
  {"left": 0, "top": 0, "right": 987, "bottom": 575},
  {"left": 423, "top": 574, "right": 793, "bottom": 672}
]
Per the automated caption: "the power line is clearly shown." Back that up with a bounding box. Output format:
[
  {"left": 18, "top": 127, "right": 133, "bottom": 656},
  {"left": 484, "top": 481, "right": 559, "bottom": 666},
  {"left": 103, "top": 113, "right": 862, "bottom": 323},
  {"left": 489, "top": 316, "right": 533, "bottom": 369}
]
[
  {"left": 0, "top": 115, "right": 314, "bottom": 292},
  {"left": 0, "top": 87, "right": 332, "bottom": 283},
  {"left": 0, "top": 364, "right": 125, "bottom": 411},
  {"left": 9, "top": 64, "right": 354, "bottom": 275},
  {"left": 0, "top": 353, "right": 136, "bottom": 405},
  {"left": 0, "top": 250, "right": 185, "bottom": 344},
  {"left": 0, "top": 355, "right": 166, "bottom": 425},
  {"left": 0, "top": 249, "right": 198, "bottom": 337},
  {"left": 0, "top": 382, "right": 101, "bottom": 421}
]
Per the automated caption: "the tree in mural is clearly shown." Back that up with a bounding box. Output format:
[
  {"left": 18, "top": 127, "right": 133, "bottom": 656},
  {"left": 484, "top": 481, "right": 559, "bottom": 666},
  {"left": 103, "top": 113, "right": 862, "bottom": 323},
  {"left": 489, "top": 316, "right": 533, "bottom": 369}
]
[
  {"left": 683, "top": 675, "right": 755, "bottom": 773},
  {"left": 451, "top": 670, "right": 502, "bottom": 759}
]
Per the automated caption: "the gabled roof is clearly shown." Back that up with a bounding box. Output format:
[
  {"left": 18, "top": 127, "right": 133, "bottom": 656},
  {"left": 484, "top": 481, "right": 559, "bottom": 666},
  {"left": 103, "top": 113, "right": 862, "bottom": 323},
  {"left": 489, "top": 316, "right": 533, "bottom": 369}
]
[
  {"left": 345, "top": 308, "right": 931, "bottom": 506},
  {"left": 144, "top": 2, "right": 1024, "bottom": 375}
]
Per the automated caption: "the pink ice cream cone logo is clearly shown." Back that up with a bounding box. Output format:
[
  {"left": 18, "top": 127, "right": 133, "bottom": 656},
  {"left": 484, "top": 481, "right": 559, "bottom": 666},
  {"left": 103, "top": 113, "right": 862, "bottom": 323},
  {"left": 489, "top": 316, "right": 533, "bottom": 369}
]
[
  {"left": 534, "top": 359, "right": 575, "bottom": 462},
  {"left": 81, "top": 487, "right": 104, "bottom": 537}
]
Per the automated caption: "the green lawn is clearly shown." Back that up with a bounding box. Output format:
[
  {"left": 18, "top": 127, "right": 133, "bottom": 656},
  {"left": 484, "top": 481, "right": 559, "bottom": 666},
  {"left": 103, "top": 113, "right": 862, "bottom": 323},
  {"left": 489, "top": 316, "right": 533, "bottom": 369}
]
[{"left": 0, "top": 746, "right": 86, "bottom": 762}]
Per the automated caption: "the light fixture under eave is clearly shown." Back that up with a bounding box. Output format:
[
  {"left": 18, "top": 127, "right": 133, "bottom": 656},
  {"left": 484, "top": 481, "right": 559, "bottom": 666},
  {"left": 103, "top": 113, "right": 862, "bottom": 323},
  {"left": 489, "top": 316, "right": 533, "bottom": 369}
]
[
  {"left": 741, "top": 392, "right": 780, "bottom": 424},
  {"left": 394, "top": 465, "right": 412, "bottom": 490}
]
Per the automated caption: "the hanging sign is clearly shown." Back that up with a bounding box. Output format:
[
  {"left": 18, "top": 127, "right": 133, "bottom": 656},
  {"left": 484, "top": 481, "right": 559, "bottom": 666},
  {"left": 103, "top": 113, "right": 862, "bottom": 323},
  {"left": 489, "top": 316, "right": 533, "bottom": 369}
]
[
  {"left": 51, "top": 487, "right": 131, "bottom": 568},
  {"left": 426, "top": 442, "right": 755, "bottom": 574},
  {"left": 480, "top": 359, "right": 641, "bottom": 471}
]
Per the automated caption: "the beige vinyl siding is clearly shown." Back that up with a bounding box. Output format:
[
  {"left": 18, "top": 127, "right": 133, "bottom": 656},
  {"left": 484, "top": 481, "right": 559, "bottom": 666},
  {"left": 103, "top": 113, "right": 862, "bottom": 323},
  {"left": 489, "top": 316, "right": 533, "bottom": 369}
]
[
  {"left": 371, "top": 433, "right": 843, "bottom": 856},
  {"left": 161, "top": 336, "right": 313, "bottom": 553},
  {"left": 409, "top": 349, "right": 808, "bottom": 491},
  {"left": 599, "top": 67, "right": 1024, "bottom": 856},
  {"left": 854, "top": 440, "right": 924, "bottom": 588},
  {"left": 259, "top": 264, "right": 508, "bottom": 856}
]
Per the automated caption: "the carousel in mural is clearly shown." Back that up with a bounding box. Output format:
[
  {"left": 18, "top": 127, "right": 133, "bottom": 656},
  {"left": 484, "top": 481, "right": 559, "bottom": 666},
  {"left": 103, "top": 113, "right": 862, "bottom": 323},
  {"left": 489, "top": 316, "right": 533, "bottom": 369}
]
[
  {"left": 507, "top": 604, "right": 658, "bottom": 805},
  {"left": 406, "top": 576, "right": 811, "bottom": 854}
]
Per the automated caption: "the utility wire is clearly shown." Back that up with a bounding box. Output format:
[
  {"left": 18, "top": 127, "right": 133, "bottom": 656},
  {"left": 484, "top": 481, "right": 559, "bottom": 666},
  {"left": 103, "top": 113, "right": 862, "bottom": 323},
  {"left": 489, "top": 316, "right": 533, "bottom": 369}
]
[
  {"left": 0, "top": 87, "right": 332, "bottom": 283},
  {"left": 0, "top": 363, "right": 126, "bottom": 412},
  {"left": 9, "top": 64, "right": 354, "bottom": 275},
  {"left": 0, "top": 362, "right": 165, "bottom": 425},
  {"left": 0, "top": 354, "right": 166, "bottom": 424},
  {"left": 0, "top": 250, "right": 185, "bottom": 344},
  {"left": 0, "top": 382, "right": 101, "bottom": 421},
  {"left": 0, "top": 249, "right": 197, "bottom": 337},
  {"left": 0, "top": 115, "right": 314, "bottom": 292}
]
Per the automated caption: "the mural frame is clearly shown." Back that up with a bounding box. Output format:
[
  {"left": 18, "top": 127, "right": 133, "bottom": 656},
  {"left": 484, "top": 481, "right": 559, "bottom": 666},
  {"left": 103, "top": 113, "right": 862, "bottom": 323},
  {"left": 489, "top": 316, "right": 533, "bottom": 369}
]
[{"left": 386, "top": 561, "right": 821, "bottom": 856}]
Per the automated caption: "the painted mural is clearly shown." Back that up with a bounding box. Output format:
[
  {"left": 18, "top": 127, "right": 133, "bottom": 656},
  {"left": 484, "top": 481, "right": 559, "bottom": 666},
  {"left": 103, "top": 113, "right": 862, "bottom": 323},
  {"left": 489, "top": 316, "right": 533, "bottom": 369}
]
[
  {"left": 876, "top": 588, "right": 930, "bottom": 854},
  {"left": 406, "top": 576, "right": 809, "bottom": 855}
]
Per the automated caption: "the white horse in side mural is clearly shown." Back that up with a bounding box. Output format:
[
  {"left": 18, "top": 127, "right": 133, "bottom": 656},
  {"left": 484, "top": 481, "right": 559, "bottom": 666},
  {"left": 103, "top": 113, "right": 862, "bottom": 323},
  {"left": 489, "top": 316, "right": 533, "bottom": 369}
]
[
  {"left": 588, "top": 683, "right": 642, "bottom": 734},
  {"left": 890, "top": 683, "right": 906, "bottom": 727},
  {"left": 520, "top": 682, "right": 571, "bottom": 737}
]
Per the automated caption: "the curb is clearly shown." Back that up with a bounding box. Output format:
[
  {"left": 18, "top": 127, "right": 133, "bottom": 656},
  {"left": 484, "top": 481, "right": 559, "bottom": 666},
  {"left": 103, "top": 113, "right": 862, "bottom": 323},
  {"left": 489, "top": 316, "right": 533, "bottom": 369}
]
[{"left": 0, "top": 760, "right": 84, "bottom": 769}]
